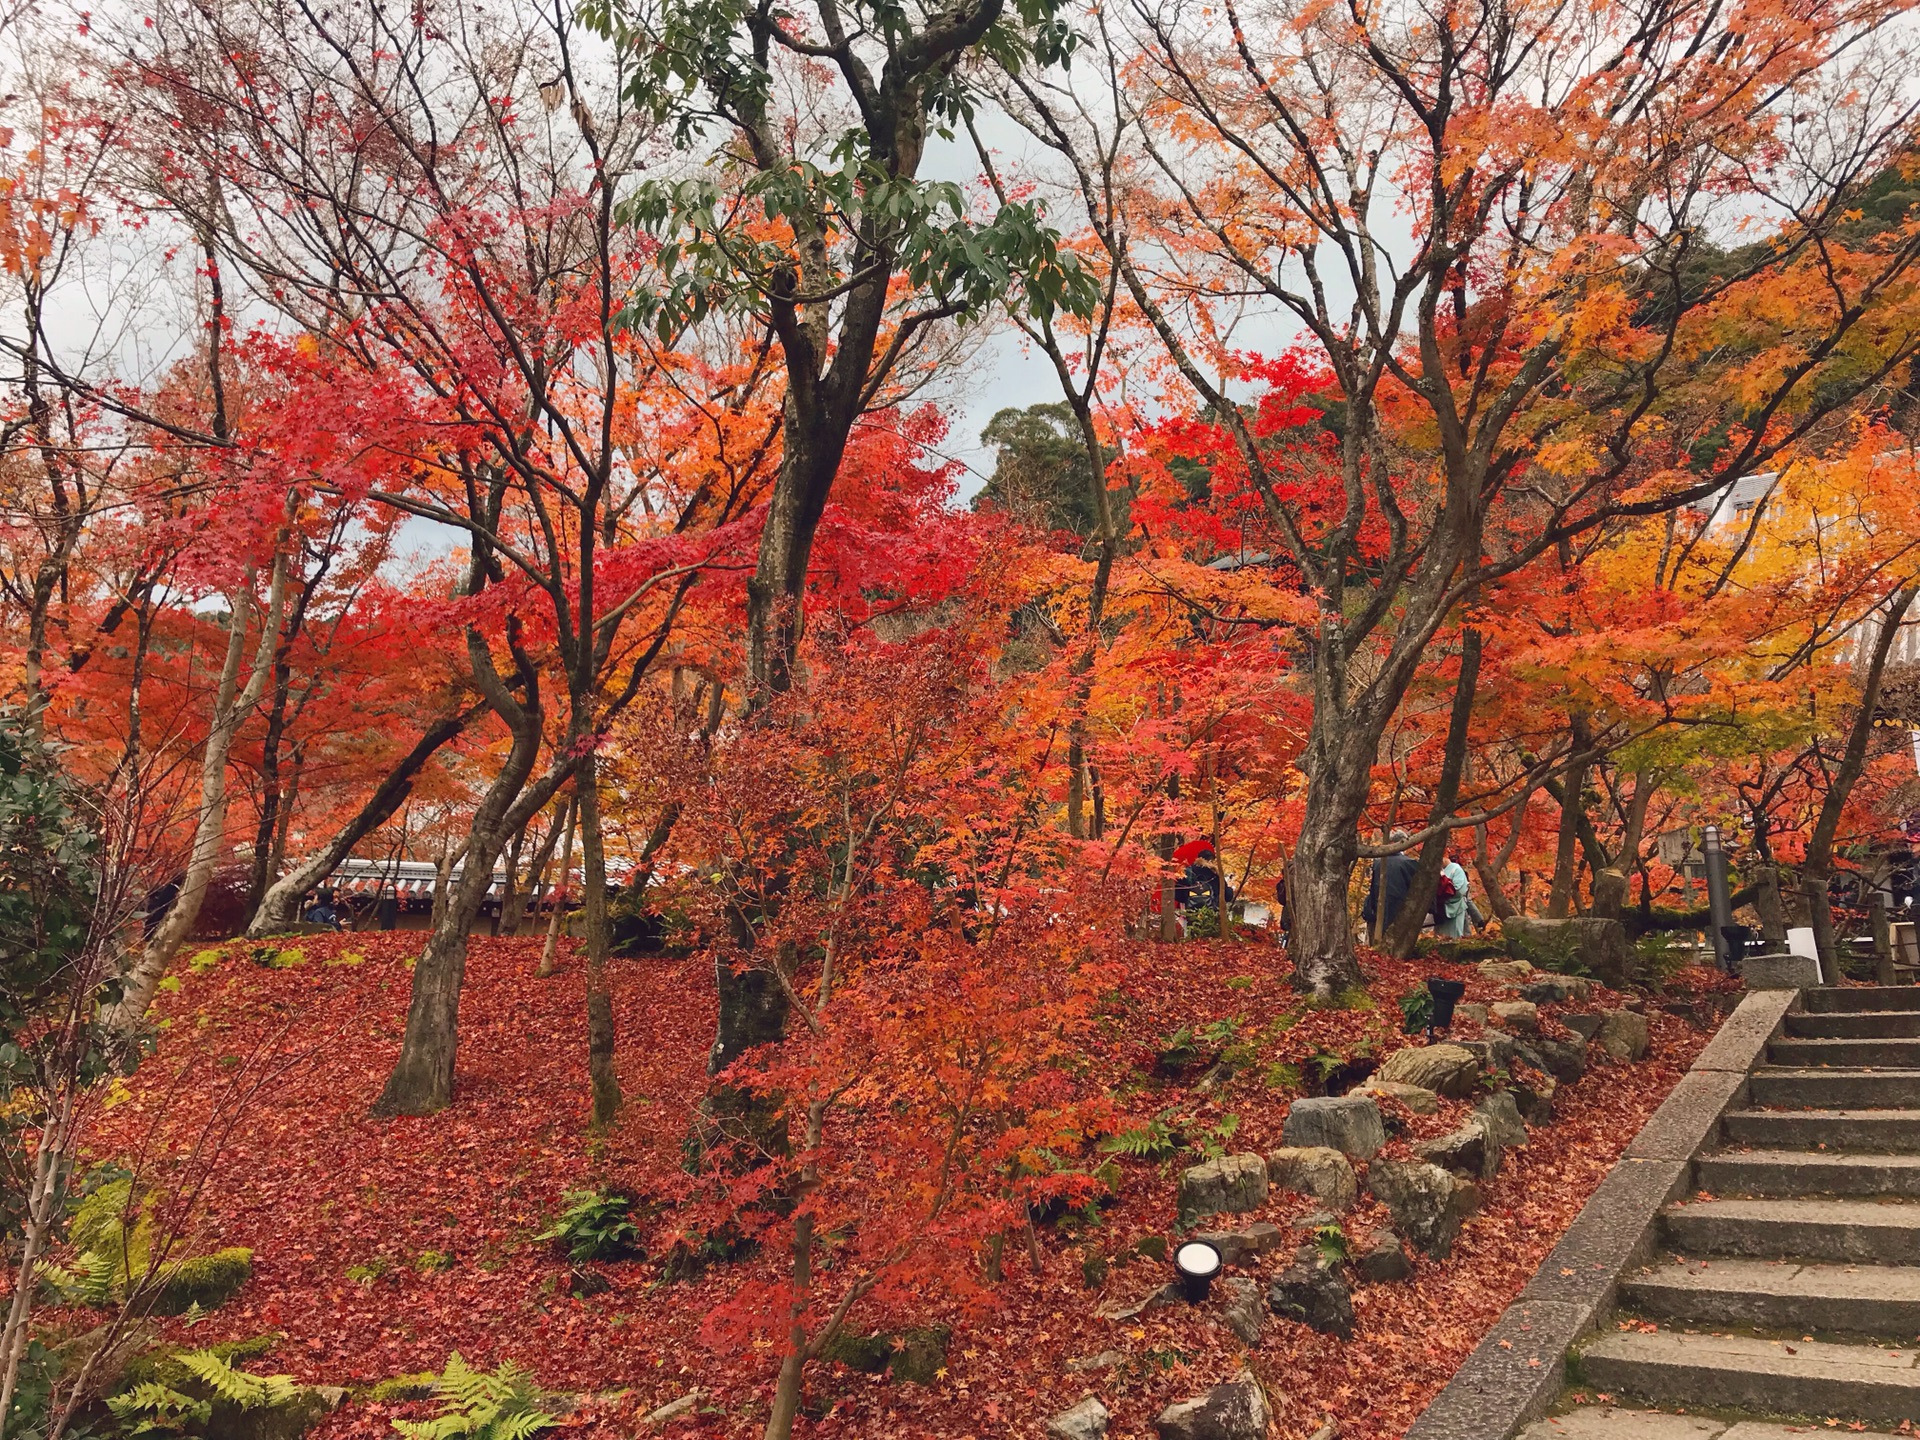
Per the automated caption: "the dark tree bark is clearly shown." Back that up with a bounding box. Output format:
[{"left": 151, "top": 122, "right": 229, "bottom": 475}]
[
  {"left": 1384, "top": 628, "right": 1483, "bottom": 957},
  {"left": 575, "top": 751, "right": 622, "bottom": 1128}
]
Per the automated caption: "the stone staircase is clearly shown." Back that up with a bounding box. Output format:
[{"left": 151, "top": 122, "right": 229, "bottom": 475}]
[{"left": 1529, "top": 985, "right": 1920, "bottom": 1437}]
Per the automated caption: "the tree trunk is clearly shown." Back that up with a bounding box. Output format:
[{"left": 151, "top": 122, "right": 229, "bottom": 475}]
[
  {"left": 489, "top": 814, "right": 530, "bottom": 937},
  {"left": 539, "top": 800, "right": 579, "bottom": 977},
  {"left": 575, "top": 750, "right": 622, "bottom": 1128},
  {"left": 110, "top": 548, "right": 287, "bottom": 1028},
  {"left": 247, "top": 709, "right": 473, "bottom": 936},
  {"left": 1547, "top": 750, "right": 1590, "bottom": 916},
  {"left": 1384, "top": 628, "right": 1482, "bottom": 957},
  {"left": 1802, "top": 586, "right": 1916, "bottom": 972},
  {"left": 501, "top": 798, "right": 567, "bottom": 938}
]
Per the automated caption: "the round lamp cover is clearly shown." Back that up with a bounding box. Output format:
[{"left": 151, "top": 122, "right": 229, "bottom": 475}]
[{"left": 1174, "top": 1240, "right": 1222, "bottom": 1277}]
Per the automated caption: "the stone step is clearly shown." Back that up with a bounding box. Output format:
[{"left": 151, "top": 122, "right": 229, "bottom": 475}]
[
  {"left": 1722, "top": 1108, "right": 1920, "bottom": 1152},
  {"left": 1767, "top": 1036, "right": 1920, "bottom": 1067},
  {"left": 1621, "top": 1255, "right": 1920, "bottom": 1335},
  {"left": 1696, "top": 1148, "right": 1920, "bottom": 1198},
  {"left": 1578, "top": 1329, "right": 1920, "bottom": 1424},
  {"left": 1802, "top": 986, "right": 1920, "bottom": 1014},
  {"left": 1662, "top": 1197, "right": 1920, "bottom": 1263},
  {"left": 1748, "top": 1068, "right": 1920, "bottom": 1109},
  {"left": 1787, "top": 1010, "right": 1920, "bottom": 1039},
  {"left": 1520, "top": 1406, "right": 1905, "bottom": 1439}
]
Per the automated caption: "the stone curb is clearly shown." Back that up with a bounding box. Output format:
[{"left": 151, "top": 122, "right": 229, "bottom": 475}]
[{"left": 1403, "top": 987, "right": 1793, "bottom": 1440}]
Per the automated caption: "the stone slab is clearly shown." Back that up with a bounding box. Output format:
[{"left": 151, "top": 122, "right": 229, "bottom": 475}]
[
  {"left": 1578, "top": 1329, "right": 1920, "bottom": 1423},
  {"left": 1402, "top": 1299, "right": 1590, "bottom": 1440},
  {"left": 1787, "top": 1009, "right": 1920, "bottom": 1038},
  {"left": 1623, "top": 1255, "right": 1920, "bottom": 1334},
  {"left": 1691, "top": 989, "right": 1795, "bottom": 1073},
  {"left": 1662, "top": 1196, "right": 1920, "bottom": 1264},
  {"left": 1621, "top": 1070, "right": 1747, "bottom": 1162},
  {"left": 1695, "top": 1147, "right": 1920, "bottom": 1198},
  {"left": 1519, "top": 1410, "right": 1726, "bottom": 1440},
  {"left": 1721, "top": 1107, "right": 1920, "bottom": 1152},
  {"left": 1770, "top": 1035, "right": 1920, "bottom": 1067},
  {"left": 1519, "top": 1159, "right": 1687, "bottom": 1311},
  {"left": 1803, "top": 985, "right": 1920, "bottom": 1013},
  {"left": 1749, "top": 1068, "right": 1920, "bottom": 1109},
  {"left": 1741, "top": 952, "right": 1821, "bottom": 989}
]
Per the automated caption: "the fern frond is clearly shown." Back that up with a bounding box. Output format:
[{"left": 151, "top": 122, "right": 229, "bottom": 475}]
[
  {"left": 495, "top": 1410, "right": 556, "bottom": 1440},
  {"left": 175, "top": 1348, "right": 303, "bottom": 1410}
]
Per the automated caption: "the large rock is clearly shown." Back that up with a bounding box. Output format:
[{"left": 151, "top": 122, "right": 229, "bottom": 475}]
[
  {"left": 1281, "top": 1095, "right": 1385, "bottom": 1159},
  {"left": 1192, "top": 1223, "right": 1284, "bottom": 1268},
  {"left": 1216, "top": 1275, "right": 1264, "bottom": 1345},
  {"left": 1531, "top": 1032, "right": 1589, "bottom": 1083},
  {"left": 1047, "top": 1397, "right": 1110, "bottom": 1440},
  {"left": 1598, "top": 1009, "right": 1651, "bottom": 1061},
  {"left": 1503, "top": 916, "right": 1636, "bottom": 989},
  {"left": 1413, "top": 1117, "right": 1502, "bottom": 1181},
  {"left": 1354, "top": 1079, "right": 1440, "bottom": 1114},
  {"left": 1490, "top": 1000, "right": 1539, "bottom": 1033},
  {"left": 1458, "top": 1034, "right": 1518, "bottom": 1071},
  {"left": 1456, "top": 1001, "right": 1490, "bottom": 1026},
  {"left": 1475, "top": 1090, "right": 1529, "bottom": 1149},
  {"left": 1563, "top": 1012, "right": 1605, "bottom": 1040},
  {"left": 1267, "top": 1254, "right": 1354, "bottom": 1338},
  {"left": 1177, "top": 1154, "right": 1268, "bottom": 1225},
  {"left": 1377, "top": 1043, "right": 1480, "bottom": 1098},
  {"left": 1519, "top": 975, "right": 1590, "bottom": 1005},
  {"left": 1154, "top": 1371, "right": 1269, "bottom": 1440},
  {"left": 1368, "top": 1160, "right": 1476, "bottom": 1259},
  {"left": 1264, "top": 1147, "right": 1357, "bottom": 1211},
  {"left": 1355, "top": 1231, "right": 1413, "bottom": 1283},
  {"left": 1478, "top": 959, "right": 1534, "bottom": 983}
]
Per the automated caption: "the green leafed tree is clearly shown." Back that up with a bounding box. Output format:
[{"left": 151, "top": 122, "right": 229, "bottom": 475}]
[{"left": 973, "top": 401, "right": 1126, "bottom": 537}]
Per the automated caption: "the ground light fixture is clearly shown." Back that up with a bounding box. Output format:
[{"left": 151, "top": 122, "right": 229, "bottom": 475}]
[
  {"left": 1173, "top": 1238, "right": 1222, "bottom": 1303},
  {"left": 1425, "top": 976, "right": 1467, "bottom": 1037}
]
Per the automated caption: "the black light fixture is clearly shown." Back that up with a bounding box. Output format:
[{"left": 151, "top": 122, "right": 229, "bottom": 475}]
[
  {"left": 1425, "top": 977, "right": 1467, "bottom": 1038},
  {"left": 1173, "top": 1238, "right": 1223, "bottom": 1303}
]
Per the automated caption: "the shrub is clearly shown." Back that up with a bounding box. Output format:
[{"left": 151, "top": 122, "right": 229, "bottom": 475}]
[
  {"left": 107, "top": 1348, "right": 303, "bottom": 1438},
  {"left": 153, "top": 1248, "right": 253, "bottom": 1314},
  {"left": 533, "top": 1190, "right": 640, "bottom": 1264},
  {"left": 390, "top": 1354, "right": 559, "bottom": 1440}
]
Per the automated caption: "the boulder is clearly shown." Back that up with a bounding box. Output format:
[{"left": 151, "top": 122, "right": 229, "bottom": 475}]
[
  {"left": 1217, "top": 1275, "right": 1264, "bottom": 1345},
  {"left": 1264, "top": 1147, "right": 1357, "bottom": 1211},
  {"left": 1490, "top": 1000, "right": 1539, "bottom": 1033},
  {"left": 1531, "top": 1032, "right": 1589, "bottom": 1083},
  {"left": 1457, "top": 1001, "right": 1490, "bottom": 1026},
  {"left": 1478, "top": 959, "right": 1534, "bottom": 983},
  {"left": 1267, "top": 1256, "right": 1354, "bottom": 1338},
  {"left": 1355, "top": 1231, "right": 1413, "bottom": 1284},
  {"left": 1192, "top": 1223, "right": 1285, "bottom": 1268},
  {"left": 1563, "top": 1012, "right": 1605, "bottom": 1040},
  {"left": 1598, "top": 1009, "right": 1651, "bottom": 1061},
  {"left": 1413, "top": 1117, "right": 1502, "bottom": 1181},
  {"left": 1047, "top": 1397, "right": 1110, "bottom": 1440},
  {"left": 1475, "top": 1090, "right": 1530, "bottom": 1149},
  {"left": 1518, "top": 974, "right": 1595, "bottom": 1005},
  {"left": 1354, "top": 1079, "right": 1440, "bottom": 1114},
  {"left": 1281, "top": 1095, "right": 1386, "bottom": 1160},
  {"left": 1377, "top": 1043, "right": 1480, "bottom": 1098},
  {"left": 1177, "top": 1154, "right": 1268, "bottom": 1225},
  {"left": 1509, "top": 1074, "right": 1556, "bottom": 1123},
  {"left": 1153, "top": 1371, "right": 1269, "bottom": 1440},
  {"left": 1458, "top": 1034, "right": 1518, "bottom": 1071},
  {"left": 1503, "top": 916, "right": 1636, "bottom": 989},
  {"left": 646, "top": 1393, "right": 701, "bottom": 1427},
  {"left": 1368, "top": 1159, "right": 1476, "bottom": 1258}
]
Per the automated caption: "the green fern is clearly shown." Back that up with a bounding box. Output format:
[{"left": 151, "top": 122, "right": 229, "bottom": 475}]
[
  {"left": 41, "top": 1247, "right": 118, "bottom": 1305},
  {"left": 391, "top": 1353, "right": 559, "bottom": 1440},
  {"left": 173, "top": 1349, "right": 301, "bottom": 1410},
  {"left": 1096, "top": 1118, "right": 1177, "bottom": 1160},
  {"left": 106, "top": 1383, "right": 213, "bottom": 1435}
]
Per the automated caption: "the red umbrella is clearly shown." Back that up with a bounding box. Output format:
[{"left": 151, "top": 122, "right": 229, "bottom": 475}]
[{"left": 1172, "top": 839, "right": 1215, "bottom": 864}]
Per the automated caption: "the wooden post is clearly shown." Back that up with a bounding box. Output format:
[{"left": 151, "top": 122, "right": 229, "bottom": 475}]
[{"left": 1873, "top": 893, "right": 1896, "bottom": 986}]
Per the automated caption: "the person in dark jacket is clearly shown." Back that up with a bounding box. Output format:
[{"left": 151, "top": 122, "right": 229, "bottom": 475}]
[{"left": 1361, "top": 831, "right": 1420, "bottom": 941}]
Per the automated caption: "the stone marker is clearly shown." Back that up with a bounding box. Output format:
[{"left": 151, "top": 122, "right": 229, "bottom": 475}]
[
  {"left": 1413, "top": 1116, "right": 1502, "bottom": 1181},
  {"left": 1267, "top": 1253, "right": 1355, "bottom": 1338},
  {"left": 1597, "top": 1008, "right": 1651, "bottom": 1061},
  {"left": 1354, "top": 1079, "right": 1440, "bottom": 1114},
  {"left": 1047, "top": 1397, "right": 1110, "bottom": 1440},
  {"left": 1192, "top": 1222, "right": 1284, "bottom": 1268},
  {"left": 1265, "top": 1147, "right": 1358, "bottom": 1211},
  {"left": 1490, "top": 1000, "right": 1539, "bottom": 1033},
  {"left": 1377, "top": 1042, "right": 1481, "bottom": 1097},
  {"left": 1282, "top": 1095, "right": 1386, "bottom": 1159},
  {"left": 1368, "top": 1159, "right": 1477, "bottom": 1258},
  {"left": 1153, "top": 1370, "right": 1269, "bottom": 1440},
  {"left": 1217, "top": 1275, "right": 1264, "bottom": 1345},
  {"left": 1178, "top": 1153, "right": 1268, "bottom": 1224}
]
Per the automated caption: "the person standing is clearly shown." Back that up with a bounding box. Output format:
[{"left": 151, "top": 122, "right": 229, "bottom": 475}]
[{"left": 1434, "top": 847, "right": 1473, "bottom": 938}]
